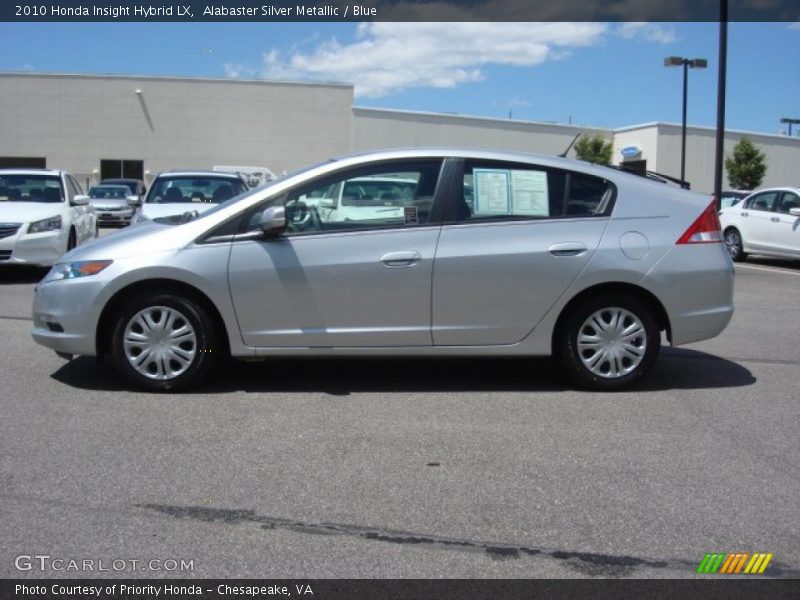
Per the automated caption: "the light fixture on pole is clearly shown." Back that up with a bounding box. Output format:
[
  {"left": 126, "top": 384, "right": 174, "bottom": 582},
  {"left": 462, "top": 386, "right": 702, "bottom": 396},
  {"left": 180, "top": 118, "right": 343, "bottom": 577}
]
[
  {"left": 664, "top": 56, "right": 708, "bottom": 186},
  {"left": 780, "top": 117, "right": 800, "bottom": 136}
]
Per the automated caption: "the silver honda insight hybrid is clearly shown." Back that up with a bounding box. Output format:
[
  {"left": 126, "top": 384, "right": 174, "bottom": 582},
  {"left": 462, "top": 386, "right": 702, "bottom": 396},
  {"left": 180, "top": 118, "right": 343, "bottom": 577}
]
[{"left": 31, "top": 149, "right": 734, "bottom": 392}]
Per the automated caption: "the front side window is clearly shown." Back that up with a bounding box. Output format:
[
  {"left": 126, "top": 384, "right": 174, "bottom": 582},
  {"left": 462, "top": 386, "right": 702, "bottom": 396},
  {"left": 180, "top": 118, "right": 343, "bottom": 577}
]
[
  {"left": 254, "top": 160, "right": 443, "bottom": 236},
  {"left": 0, "top": 175, "right": 64, "bottom": 203},
  {"left": 147, "top": 176, "right": 247, "bottom": 204},
  {"left": 777, "top": 192, "right": 800, "bottom": 214},
  {"left": 745, "top": 192, "right": 778, "bottom": 212},
  {"left": 450, "top": 161, "right": 612, "bottom": 223}
]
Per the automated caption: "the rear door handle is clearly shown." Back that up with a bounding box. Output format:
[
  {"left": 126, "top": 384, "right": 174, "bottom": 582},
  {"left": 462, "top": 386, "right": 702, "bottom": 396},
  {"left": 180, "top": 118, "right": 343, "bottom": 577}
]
[
  {"left": 381, "top": 251, "right": 421, "bottom": 267},
  {"left": 548, "top": 242, "right": 587, "bottom": 257},
  {"left": 771, "top": 216, "right": 780, "bottom": 222}
]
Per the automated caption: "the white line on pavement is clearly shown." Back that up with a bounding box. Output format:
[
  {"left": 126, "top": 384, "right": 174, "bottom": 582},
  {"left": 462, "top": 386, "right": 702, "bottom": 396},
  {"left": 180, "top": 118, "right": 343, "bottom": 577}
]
[{"left": 736, "top": 264, "right": 800, "bottom": 276}]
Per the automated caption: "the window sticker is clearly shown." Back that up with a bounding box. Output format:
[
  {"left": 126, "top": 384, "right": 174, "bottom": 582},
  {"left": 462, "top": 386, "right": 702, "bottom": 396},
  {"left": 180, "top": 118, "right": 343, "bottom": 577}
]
[
  {"left": 510, "top": 170, "right": 549, "bottom": 216},
  {"left": 473, "top": 169, "right": 510, "bottom": 215}
]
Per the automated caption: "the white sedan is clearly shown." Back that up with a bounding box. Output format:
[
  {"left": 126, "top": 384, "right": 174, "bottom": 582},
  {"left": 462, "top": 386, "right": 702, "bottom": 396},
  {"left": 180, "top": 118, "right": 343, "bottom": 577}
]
[
  {"left": 0, "top": 169, "right": 97, "bottom": 266},
  {"left": 719, "top": 187, "right": 800, "bottom": 261}
]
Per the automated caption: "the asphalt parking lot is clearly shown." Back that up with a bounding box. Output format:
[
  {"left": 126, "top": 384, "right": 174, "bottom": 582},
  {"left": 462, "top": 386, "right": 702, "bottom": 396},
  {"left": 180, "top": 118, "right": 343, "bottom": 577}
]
[{"left": 1, "top": 230, "right": 798, "bottom": 579}]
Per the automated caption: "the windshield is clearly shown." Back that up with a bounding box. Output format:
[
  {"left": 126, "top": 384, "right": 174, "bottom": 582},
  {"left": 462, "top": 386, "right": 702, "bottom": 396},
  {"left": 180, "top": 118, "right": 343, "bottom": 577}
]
[
  {"left": 146, "top": 176, "right": 247, "bottom": 205},
  {"left": 102, "top": 179, "right": 138, "bottom": 194},
  {"left": 0, "top": 174, "right": 64, "bottom": 203},
  {"left": 341, "top": 178, "right": 418, "bottom": 207},
  {"left": 89, "top": 185, "right": 129, "bottom": 199}
]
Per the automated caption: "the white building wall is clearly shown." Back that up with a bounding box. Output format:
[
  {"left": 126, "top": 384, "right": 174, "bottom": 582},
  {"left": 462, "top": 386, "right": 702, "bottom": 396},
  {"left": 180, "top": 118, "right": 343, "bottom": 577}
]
[
  {"left": 615, "top": 123, "right": 800, "bottom": 193},
  {"left": 0, "top": 73, "right": 353, "bottom": 185},
  {"left": 353, "top": 107, "right": 610, "bottom": 158}
]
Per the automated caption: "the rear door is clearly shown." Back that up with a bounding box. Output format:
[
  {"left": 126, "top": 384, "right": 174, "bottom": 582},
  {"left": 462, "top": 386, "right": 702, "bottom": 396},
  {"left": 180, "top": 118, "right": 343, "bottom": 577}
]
[
  {"left": 739, "top": 191, "right": 779, "bottom": 251},
  {"left": 431, "top": 159, "right": 613, "bottom": 346}
]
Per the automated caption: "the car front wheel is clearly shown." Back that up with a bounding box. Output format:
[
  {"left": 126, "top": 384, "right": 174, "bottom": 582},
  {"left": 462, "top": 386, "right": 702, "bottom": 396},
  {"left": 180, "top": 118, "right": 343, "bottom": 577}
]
[
  {"left": 555, "top": 295, "right": 660, "bottom": 391},
  {"left": 724, "top": 228, "right": 747, "bottom": 262},
  {"left": 110, "top": 293, "right": 219, "bottom": 391}
]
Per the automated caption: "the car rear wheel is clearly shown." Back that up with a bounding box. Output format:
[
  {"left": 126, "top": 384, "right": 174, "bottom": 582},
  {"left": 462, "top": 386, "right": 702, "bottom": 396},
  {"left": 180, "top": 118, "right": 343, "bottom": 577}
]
[
  {"left": 555, "top": 294, "right": 660, "bottom": 391},
  {"left": 110, "top": 293, "right": 219, "bottom": 392},
  {"left": 724, "top": 228, "right": 747, "bottom": 262}
]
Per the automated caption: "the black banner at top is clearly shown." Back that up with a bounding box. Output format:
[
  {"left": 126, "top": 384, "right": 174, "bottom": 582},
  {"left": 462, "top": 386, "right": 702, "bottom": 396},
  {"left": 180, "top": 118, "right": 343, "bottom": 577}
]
[{"left": 2, "top": 0, "right": 800, "bottom": 22}]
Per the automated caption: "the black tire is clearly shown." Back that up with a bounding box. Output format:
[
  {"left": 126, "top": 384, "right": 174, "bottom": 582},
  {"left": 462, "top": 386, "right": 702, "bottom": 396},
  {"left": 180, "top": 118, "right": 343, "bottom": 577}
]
[
  {"left": 724, "top": 227, "right": 747, "bottom": 262},
  {"left": 110, "top": 292, "right": 220, "bottom": 392},
  {"left": 554, "top": 294, "right": 660, "bottom": 391},
  {"left": 66, "top": 229, "right": 76, "bottom": 251}
]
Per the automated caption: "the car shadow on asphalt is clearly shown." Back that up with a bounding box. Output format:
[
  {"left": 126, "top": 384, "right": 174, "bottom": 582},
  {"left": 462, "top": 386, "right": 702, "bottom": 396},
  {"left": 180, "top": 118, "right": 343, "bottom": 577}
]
[
  {"left": 0, "top": 266, "right": 48, "bottom": 284},
  {"left": 50, "top": 347, "right": 755, "bottom": 395}
]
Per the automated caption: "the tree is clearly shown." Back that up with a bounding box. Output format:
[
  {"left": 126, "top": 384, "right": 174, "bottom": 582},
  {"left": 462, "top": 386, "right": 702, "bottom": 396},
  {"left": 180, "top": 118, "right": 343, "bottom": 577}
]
[
  {"left": 574, "top": 135, "right": 613, "bottom": 165},
  {"left": 725, "top": 137, "right": 767, "bottom": 190}
]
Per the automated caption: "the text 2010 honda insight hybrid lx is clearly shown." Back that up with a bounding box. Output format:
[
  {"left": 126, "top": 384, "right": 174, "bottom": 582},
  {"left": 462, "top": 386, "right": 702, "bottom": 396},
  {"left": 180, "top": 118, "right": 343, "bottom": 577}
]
[{"left": 32, "top": 149, "right": 734, "bottom": 391}]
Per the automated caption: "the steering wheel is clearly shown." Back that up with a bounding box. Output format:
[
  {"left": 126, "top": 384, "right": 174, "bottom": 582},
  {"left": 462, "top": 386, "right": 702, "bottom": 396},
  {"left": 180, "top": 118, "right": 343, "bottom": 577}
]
[{"left": 287, "top": 202, "right": 320, "bottom": 232}]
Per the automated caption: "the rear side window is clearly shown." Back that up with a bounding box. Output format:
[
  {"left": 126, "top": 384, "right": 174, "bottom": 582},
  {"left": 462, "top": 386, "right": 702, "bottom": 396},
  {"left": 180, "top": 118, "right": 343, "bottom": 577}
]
[{"left": 449, "top": 160, "right": 613, "bottom": 223}]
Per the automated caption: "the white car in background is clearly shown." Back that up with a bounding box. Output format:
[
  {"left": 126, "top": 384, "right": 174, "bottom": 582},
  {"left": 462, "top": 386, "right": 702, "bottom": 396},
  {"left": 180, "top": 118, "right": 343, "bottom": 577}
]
[
  {"left": 89, "top": 184, "right": 137, "bottom": 226},
  {"left": 131, "top": 171, "right": 248, "bottom": 224},
  {"left": 300, "top": 175, "right": 421, "bottom": 223},
  {"left": 719, "top": 187, "right": 800, "bottom": 261},
  {"left": 0, "top": 169, "right": 97, "bottom": 266}
]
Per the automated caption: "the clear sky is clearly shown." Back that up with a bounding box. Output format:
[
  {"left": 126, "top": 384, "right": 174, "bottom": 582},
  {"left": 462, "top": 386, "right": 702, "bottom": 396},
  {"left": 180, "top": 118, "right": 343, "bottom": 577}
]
[{"left": 1, "top": 21, "right": 798, "bottom": 134}]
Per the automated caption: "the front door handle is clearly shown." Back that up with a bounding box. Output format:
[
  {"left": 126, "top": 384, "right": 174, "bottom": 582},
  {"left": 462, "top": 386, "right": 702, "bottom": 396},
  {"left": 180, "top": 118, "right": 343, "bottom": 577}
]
[
  {"left": 741, "top": 211, "right": 749, "bottom": 217},
  {"left": 548, "top": 242, "right": 587, "bottom": 257},
  {"left": 771, "top": 216, "right": 780, "bottom": 223},
  {"left": 381, "top": 251, "right": 421, "bottom": 267}
]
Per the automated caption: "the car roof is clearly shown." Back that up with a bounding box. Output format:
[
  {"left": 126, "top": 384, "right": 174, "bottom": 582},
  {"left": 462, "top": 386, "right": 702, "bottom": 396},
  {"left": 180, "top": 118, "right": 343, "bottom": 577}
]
[
  {"left": 0, "top": 168, "right": 64, "bottom": 176},
  {"left": 324, "top": 147, "right": 663, "bottom": 185},
  {"left": 154, "top": 170, "right": 244, "bottom": 179}
]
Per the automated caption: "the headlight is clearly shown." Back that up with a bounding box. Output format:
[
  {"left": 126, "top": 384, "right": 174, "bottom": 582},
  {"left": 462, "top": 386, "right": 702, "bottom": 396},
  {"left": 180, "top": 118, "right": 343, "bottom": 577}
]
[
  {"left": 28, "top": 215, "right": 62, "bottom": 233},
  {"left": 43, "top": 260, "right": 113, "bottom": 282}
]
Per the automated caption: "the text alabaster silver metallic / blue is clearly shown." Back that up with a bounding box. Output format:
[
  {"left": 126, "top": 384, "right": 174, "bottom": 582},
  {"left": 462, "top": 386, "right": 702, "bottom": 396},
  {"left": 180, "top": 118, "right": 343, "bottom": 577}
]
[{"left": 32, "top": 148, "right": 734, "bottom": 391}]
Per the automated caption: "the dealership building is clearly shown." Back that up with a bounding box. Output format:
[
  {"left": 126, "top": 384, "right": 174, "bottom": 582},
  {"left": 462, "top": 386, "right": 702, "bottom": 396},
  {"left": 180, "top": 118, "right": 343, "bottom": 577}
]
[{"left": 1, "top": 72, "right": 798, "bottom": 194}]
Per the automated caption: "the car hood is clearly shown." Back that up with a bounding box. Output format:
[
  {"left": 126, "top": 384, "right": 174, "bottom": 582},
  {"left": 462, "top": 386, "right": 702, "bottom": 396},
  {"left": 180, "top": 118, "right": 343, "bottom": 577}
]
[
  {"left": 60, "top": 220, "right": 185, "bottom": 262},
  {"left": 0, "top": 202, "right": 66, "bottom": 223},
  {"left": 140, "top": 203, "right": 217, "bottom": 220}
]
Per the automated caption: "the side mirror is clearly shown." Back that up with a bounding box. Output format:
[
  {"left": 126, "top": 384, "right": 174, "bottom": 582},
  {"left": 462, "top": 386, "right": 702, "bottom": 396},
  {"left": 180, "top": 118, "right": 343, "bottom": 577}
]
[
  {"left": 259, "top": 206, "right": 286, "bottom": 237},
  {"left": 789, "top": 208, "right": 800, "bottom": 217},
  {"left": 319, "top": 197, "right": 336, "bottom": 208},
  {"left": 127, "top": 195, "right": 141, "bottom": 206},
  {"left": 71, "top": 194, "right": 90, "bottom": 206}
]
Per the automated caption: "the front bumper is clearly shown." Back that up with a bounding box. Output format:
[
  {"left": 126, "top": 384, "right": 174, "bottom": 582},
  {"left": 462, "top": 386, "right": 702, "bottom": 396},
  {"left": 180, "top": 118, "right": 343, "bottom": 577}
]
[
  {"left": 0, "top": 229, "right": 67, "bottom": 267},
  {"left": 32, "top": 277, "right": 106, "bottom": 356},
  {"left": 95, "top": 209, "right": 133, "bottom": 224}
]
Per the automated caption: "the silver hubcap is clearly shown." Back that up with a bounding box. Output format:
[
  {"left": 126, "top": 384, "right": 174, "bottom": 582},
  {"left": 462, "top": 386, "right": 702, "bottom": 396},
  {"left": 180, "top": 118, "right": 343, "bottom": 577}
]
[
  {"left": 123, "top": 306, "right": 197, "bottom": 380},
  {"left": 577, "top": 307, "right": 647, "bottom": 379},
  {"left": 725, "top": 232, "right": 740, "bottom": 258}
]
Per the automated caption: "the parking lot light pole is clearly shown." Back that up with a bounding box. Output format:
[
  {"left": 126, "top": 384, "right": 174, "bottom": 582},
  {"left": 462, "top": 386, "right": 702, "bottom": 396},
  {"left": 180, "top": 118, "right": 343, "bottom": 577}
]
[
  {"left": 781, "top": 117, "right": 800, "bottom": 136},
  {"left": 665, "top": 56, "right": 708, "bottom": 186}
]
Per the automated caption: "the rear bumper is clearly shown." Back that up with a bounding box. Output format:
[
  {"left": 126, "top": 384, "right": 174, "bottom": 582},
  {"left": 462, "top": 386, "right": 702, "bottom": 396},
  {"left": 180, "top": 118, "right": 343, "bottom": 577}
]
[{"left": 645, "top": 243, "right": 734, "bottom": 346}]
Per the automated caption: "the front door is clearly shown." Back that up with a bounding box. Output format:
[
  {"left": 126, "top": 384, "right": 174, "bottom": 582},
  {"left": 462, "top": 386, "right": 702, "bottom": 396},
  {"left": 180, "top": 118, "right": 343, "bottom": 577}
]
[
  {"left": 228, "top": 159, "right": 446, "bottom": 348},
  {"left": 773, "top": 191, "right": 800, "bottom": 257}
]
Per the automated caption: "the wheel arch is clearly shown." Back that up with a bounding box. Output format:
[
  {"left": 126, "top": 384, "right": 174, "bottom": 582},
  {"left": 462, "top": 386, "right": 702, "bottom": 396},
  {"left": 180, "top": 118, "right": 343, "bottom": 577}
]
[
  {"left": 551, "top": 281, "right": 671, "bottom": 352},
  {"left": 95, "top": 278, "right": 231, "bottom": 360}
]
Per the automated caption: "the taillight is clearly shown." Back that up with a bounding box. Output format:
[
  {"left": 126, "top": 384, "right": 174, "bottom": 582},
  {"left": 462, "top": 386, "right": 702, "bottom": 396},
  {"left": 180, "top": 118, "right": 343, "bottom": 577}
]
[{"left": 676, "top": 201, "right": 723, "bottom": 244}]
